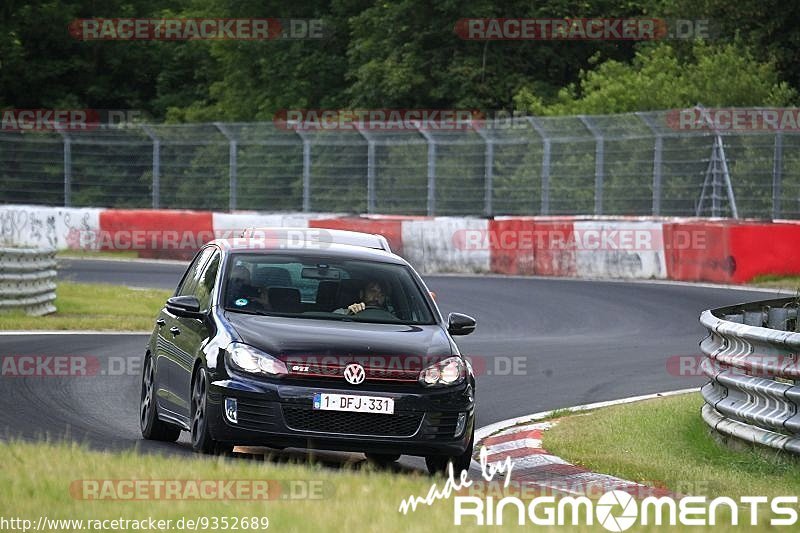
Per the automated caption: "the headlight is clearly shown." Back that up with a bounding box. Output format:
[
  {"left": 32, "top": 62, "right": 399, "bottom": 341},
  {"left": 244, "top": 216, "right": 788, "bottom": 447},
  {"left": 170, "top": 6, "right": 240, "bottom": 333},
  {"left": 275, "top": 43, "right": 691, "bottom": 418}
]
[
  {"left": 225, "top": 342, "right": 287, "bottom": 378},
  {"left": 419, "top": 356, "right": 465, "bottom": 387}
]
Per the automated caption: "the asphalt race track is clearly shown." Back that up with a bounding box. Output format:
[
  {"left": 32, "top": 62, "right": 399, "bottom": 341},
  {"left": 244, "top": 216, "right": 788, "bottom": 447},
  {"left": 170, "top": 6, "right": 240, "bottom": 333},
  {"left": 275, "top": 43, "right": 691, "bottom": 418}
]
[{"left": 0, "top": 258, "right": 782, "bottom": 468}]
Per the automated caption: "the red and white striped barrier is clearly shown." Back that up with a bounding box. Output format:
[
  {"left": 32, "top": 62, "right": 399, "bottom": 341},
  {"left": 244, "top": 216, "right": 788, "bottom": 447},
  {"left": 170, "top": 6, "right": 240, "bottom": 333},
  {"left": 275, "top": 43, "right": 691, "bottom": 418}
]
[{"left": 3, "top": 204, "right": 800, "bottom": 283}]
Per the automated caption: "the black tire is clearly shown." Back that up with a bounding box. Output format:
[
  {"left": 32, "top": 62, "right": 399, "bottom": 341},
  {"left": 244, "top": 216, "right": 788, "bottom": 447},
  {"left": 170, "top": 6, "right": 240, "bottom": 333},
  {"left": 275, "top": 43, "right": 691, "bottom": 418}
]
[
  {"left": 140, "top": 355, "right": 181, "bottom": 442},
  {"left": 190, "top": 366, "right": 233, "bottom": 455},
  {"left": 365, "top": 453, "right": 401, "bottom": 466},
  {"left": 425, "top": 428, "right": 475, "bottom": 476}
]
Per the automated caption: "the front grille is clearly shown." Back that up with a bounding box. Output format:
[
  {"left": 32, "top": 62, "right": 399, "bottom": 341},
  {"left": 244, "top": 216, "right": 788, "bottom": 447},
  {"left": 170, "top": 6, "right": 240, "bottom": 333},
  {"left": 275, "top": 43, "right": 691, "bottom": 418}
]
[
  {"left": 367, "top": 367, "right": 420, "bottom": 381},
  {"left": 282, "top": 406, "right": 423, "bottom": 437},
  {"left": 288, "top": 363, "right": 419, "bottom": 383},
  {"left": 287, "top": 360, "right": 422, "bottom": 382}
]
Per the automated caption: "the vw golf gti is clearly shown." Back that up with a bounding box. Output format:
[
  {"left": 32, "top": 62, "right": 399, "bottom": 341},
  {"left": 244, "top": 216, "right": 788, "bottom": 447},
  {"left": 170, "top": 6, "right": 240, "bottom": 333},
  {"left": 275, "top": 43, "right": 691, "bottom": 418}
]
[{"left": 139, "top": 229, "right": 477, "bottom": 473}]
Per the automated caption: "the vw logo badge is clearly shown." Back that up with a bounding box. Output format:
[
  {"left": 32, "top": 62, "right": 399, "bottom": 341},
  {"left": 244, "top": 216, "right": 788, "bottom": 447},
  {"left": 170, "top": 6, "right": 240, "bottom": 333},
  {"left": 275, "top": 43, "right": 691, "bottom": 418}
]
[{"left": 343, "top": 363, "right": 366, "bottom": 385}]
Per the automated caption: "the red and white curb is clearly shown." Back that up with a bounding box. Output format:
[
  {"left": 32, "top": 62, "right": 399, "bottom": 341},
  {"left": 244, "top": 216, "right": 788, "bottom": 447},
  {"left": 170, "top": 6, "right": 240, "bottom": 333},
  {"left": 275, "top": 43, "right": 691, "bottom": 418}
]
[{"left": 473, "top": 389, "right": 698, "bottom": 498}]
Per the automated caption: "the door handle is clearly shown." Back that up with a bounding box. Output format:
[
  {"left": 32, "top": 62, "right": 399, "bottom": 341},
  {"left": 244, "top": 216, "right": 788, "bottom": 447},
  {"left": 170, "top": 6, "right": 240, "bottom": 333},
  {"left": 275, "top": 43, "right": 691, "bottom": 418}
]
[
  {"left": 169, "top": 327, "right": 181, "bottom": 336},
  {"left": 156, "top": 318, "right": 166, "bottom": 327}
]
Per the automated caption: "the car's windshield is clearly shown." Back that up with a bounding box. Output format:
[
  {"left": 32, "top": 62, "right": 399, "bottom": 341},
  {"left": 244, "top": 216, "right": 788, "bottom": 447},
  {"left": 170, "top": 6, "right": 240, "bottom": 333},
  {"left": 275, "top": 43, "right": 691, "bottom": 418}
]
[{"left": 222, "top": 254, "right": 435, "bottom": 325}]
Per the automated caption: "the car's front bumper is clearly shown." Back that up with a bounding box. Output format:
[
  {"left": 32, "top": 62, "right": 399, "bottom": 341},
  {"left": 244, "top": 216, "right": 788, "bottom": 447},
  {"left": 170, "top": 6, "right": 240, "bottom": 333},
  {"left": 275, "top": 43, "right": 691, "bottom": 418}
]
[{"left": 207, "top": 376, "right": 475, "bottom": 457}]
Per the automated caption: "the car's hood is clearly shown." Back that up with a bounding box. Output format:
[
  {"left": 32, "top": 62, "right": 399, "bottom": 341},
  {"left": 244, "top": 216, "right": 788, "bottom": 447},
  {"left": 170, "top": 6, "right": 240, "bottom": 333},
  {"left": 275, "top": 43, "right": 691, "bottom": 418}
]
[{"left": 224, "top": 312, "right": 453, "bottom": 362}]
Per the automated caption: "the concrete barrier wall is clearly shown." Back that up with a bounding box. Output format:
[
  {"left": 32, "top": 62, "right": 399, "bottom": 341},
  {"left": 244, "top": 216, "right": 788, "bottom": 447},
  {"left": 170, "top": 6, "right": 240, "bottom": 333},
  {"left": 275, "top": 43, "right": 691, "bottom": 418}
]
[
  {"left": 0, "top": 205, "right": 101, "bottom": 250},
  {"left": 213, "top": 212, "right": 338, "bottom": 234},
  {"left": 401, "top": 218, "right": 491, "bottom": 274},
  {"left": 2, "top": 205, "right": 800, "bottom": 283},
  {"left": 573, "top": 220, "right": 668, "bottom": 279}
]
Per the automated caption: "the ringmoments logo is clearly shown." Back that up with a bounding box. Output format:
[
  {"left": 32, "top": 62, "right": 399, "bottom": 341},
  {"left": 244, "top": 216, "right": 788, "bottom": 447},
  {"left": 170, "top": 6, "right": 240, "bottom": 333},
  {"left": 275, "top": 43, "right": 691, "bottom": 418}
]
[
  {"left": 453, "top": 492, "right": 800, "bottom": 528},
  {"left": 399, "top": 449, "right": 799, "bottom": 528}
]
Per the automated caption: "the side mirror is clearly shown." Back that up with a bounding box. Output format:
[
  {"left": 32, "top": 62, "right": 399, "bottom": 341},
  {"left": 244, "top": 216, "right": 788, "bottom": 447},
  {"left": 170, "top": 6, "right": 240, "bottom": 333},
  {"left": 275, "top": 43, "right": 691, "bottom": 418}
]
[
  {"left": 447, "top": 312, "right": 476, "bottom": 336},
  {"left": 166, "top": 295, "right": 203, "bottom": 318}
]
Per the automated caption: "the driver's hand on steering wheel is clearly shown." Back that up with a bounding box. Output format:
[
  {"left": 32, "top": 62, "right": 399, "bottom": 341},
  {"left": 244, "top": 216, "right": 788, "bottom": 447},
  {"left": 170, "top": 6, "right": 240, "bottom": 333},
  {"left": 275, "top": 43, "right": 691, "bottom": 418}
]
[{"left": 347, "top": 302, "right": 366, "bottom": 314}]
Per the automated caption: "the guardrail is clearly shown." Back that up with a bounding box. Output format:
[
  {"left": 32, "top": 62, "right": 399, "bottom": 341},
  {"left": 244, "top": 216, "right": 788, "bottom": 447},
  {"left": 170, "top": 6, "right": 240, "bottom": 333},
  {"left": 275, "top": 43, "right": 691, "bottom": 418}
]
[
  {"left": 0, "top": 248, "right": 57, "bottom": 316},
  {"left": 700, "top": 297, "right": 800, "bottom": 454}
]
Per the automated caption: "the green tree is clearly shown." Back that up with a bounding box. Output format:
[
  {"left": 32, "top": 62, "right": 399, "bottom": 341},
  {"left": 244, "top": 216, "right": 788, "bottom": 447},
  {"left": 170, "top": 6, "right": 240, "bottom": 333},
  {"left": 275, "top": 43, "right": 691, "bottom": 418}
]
[{"left": 514, "top": 41, "right": 797, "bottom": 115}]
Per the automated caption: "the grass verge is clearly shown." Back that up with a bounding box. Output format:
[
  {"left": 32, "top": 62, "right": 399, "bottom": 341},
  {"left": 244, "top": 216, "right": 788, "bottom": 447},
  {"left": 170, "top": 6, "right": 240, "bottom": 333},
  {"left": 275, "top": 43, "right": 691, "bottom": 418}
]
[
  {"left": 0, "top": 440, "right": 463, "bottom": 533},
  {"left": 57, "top": 249, "right": 141, "bottom": 260},
  {"left": 0, "top": 281, "right": 170, "bottom": 331},
  {"left": 749, "top": 274, "right": 800, "bottom": 291},
  {"left": 543, "top": 393, "right": 800, "bottom": 498},
  {"left": 1, "top": 434, "right": 788, "bottom": 532}
]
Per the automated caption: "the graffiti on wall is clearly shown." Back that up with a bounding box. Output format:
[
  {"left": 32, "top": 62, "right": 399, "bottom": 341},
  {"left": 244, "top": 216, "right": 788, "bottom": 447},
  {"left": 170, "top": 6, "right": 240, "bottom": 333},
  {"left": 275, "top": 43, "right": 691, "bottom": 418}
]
[{"left": 0, "top": 206, "right": 100, "bottom": 249}]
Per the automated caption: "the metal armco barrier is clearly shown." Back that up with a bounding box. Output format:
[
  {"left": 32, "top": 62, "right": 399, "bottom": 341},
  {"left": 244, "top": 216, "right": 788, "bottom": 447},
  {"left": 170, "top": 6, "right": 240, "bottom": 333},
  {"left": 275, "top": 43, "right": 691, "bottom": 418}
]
[
  {"left": 700, "top": 297, "right": 800, "bottom": 454},
  {"left": 0, "top": 248, "right": 57, "bottom": 316}
]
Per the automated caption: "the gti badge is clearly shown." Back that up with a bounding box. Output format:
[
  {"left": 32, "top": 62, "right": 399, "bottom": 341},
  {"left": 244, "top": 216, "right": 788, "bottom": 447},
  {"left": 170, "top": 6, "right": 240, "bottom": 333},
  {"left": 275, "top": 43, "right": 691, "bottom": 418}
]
[{"left": 343, "top": 363, "right": 366, "bottom": 385}]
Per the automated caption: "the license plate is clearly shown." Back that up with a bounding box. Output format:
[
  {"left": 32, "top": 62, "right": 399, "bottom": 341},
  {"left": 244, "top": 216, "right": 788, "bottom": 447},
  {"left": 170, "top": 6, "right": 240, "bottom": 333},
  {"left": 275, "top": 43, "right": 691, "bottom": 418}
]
[{"left": 313, "top": 393, "right": 394, "bottom": 414}]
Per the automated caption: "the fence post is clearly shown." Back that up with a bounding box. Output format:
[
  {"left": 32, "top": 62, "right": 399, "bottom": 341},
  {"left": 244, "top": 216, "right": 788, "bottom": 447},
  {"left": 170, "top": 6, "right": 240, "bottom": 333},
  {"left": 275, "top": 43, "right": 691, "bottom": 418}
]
[
  {"left": 474, "top": 126, "right": 494, "bottom": 216},
  {"left": 214, "top": 123, "right": 237, "bottom": 211},
  {"left": 141, "top": 125, "right": 160, "bottom": 209},
  {"left": 417, "top": 126, "right": 437, "bottom": 216},
  {"left": 527, "top": 117, "right": 550, "bottom": 215},
  {"left": 294, "top": 129, "right": 312, "bottom": 212},
  {"left": 637, "top": 112, "right": 663, "bottom": 216},
  {"left": 356, "top": 127, "right": 376, "bottom": 214},
  {"left": 579, "top": 115, "right": 604, "bottom": 215},
  {"left": 773, "top": 132, "right": 783, "bottom": 220},
  {"left": 57, "top": 130, "right": 72, "bottom": 207}
]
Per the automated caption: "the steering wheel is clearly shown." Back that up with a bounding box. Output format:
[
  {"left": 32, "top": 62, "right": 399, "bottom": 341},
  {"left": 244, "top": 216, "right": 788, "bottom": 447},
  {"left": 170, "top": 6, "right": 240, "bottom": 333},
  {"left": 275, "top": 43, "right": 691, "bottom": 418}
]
[{"left": 354, "top": 306, "right": 395, "bottom": 318}]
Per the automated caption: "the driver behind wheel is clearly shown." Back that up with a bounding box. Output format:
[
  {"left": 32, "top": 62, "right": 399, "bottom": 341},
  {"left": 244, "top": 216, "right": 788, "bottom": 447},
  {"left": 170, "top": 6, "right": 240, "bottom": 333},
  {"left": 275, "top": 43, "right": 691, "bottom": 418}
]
[{"left": 337, "top": 279, "right": 391, "bottom": 315}]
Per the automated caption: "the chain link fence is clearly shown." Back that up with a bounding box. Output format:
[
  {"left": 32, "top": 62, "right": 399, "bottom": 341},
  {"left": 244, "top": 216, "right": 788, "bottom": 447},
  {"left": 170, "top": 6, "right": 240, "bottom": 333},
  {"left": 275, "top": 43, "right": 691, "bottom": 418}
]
[{"left": 2, "top": 109, "right": 799, "bottom": 218}]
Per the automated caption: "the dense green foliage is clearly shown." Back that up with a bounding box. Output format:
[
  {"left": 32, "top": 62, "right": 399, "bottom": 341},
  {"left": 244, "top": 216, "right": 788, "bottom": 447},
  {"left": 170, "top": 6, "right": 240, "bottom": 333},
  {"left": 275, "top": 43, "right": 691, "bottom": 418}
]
[{"left": 2, "top": 0, "right": 798, "bottom": 117}]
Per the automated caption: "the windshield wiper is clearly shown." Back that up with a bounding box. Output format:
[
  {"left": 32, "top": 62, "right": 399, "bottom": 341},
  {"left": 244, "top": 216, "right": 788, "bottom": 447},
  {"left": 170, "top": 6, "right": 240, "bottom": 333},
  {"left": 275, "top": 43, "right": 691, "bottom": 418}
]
[{"left": 223, "top": 307, "right": 271, "bottom": 316}]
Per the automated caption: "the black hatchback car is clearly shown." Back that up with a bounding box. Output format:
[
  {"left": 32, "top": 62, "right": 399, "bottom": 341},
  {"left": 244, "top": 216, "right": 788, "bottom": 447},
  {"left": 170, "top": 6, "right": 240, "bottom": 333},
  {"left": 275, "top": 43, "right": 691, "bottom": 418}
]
[{"left": 139, "top": 229, "right": 477, "bottom": 473}]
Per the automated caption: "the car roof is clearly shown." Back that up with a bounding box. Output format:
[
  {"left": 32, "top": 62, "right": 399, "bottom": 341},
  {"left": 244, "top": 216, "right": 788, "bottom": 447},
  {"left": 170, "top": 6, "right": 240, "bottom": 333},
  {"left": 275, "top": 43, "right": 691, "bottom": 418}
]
[
  {"left": 208, "top": 229, "right": 406, "bottom": 265},
  {"left": 239, "top": 227, "right": 391, "bottom": 252}
]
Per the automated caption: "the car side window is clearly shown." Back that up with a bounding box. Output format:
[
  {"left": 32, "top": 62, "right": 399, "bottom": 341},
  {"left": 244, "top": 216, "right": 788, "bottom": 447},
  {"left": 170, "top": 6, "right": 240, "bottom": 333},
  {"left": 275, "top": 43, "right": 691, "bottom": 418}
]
[
  {"left": 194, "top": 251, "right": 220, "bottom": 312},
  {"left": 176, "top": 247, "right": 215, "bottom": 297}
]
